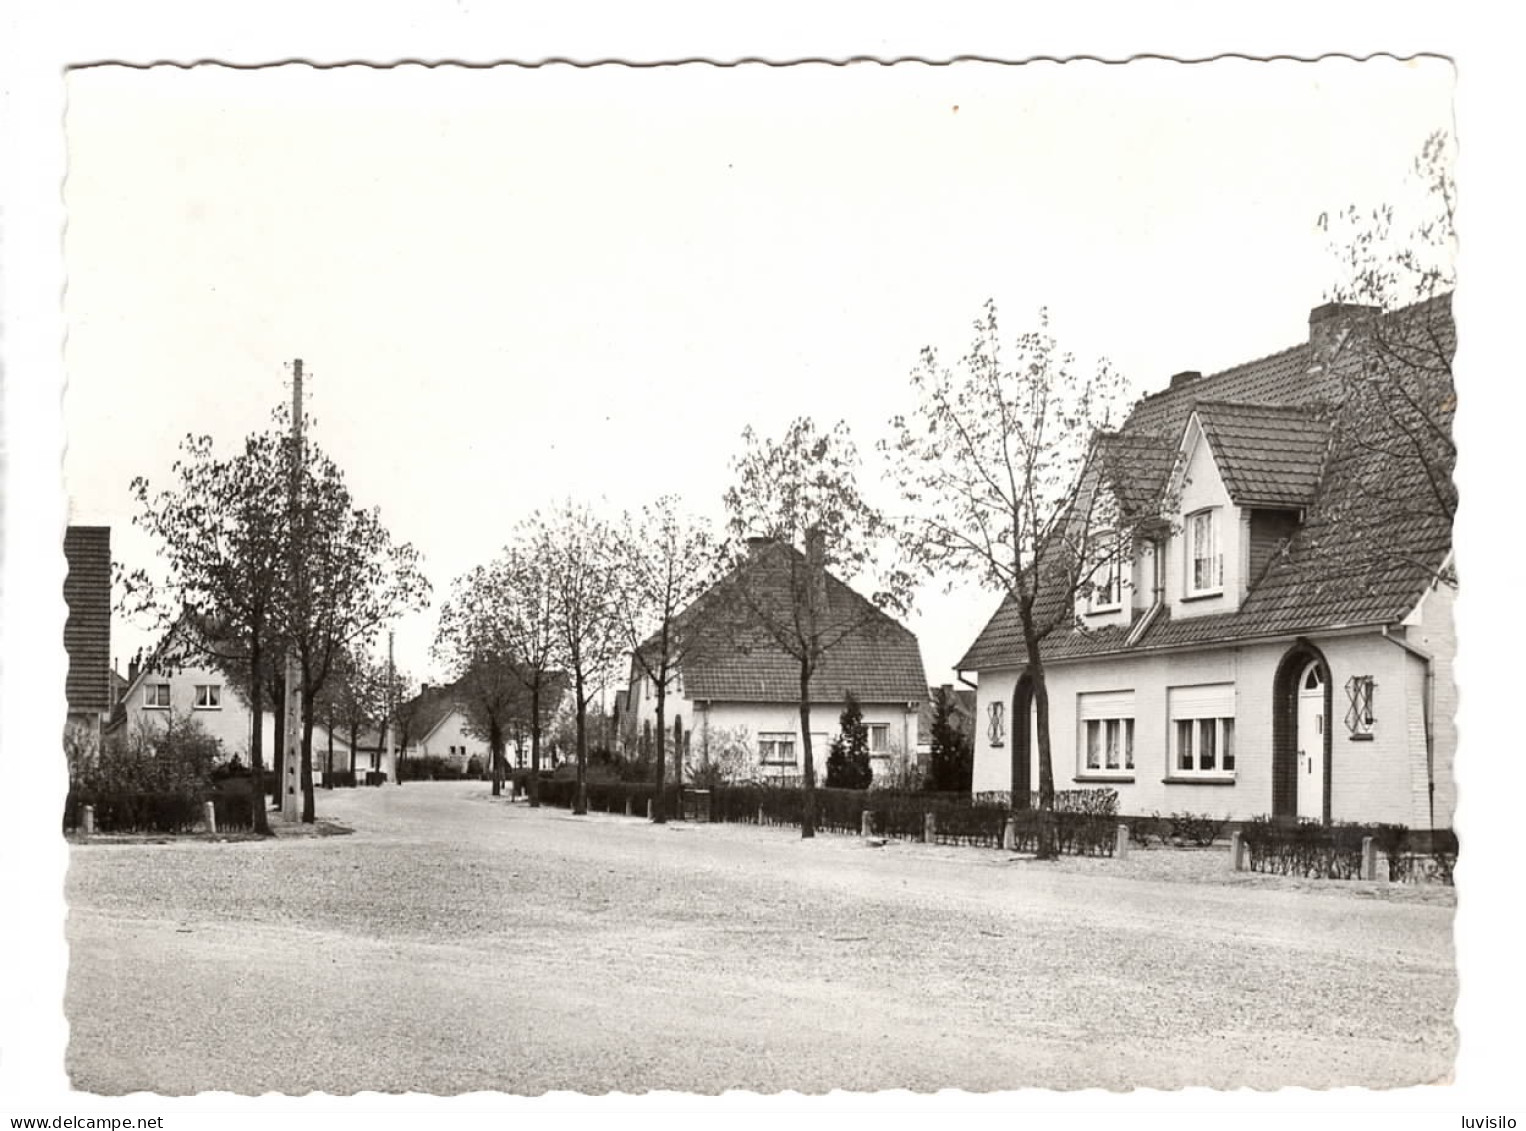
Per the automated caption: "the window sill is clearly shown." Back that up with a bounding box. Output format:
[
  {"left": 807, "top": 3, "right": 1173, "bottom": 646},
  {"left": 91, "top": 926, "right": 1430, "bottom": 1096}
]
[
  {"left": 1075, "top": 773, "right": 1135, "bottom": 783},
  {"left": 143, "top": 705, "right": 170, "bottom": 711},
  {"left": 1162, "top": 775, "right": 1237, "bottom": 785},
  {"left": 1180, "top": 590, "right": 1225, "bottom": 603},
  {"left": 1348, "top": 733, "right": 1375, "bottom": 743},
  {"left": 1084, "top": 604, "right": 1123, "bottom": 617},
  {"left": 193, "top": 706, "right": 222, "bottom": 711}
]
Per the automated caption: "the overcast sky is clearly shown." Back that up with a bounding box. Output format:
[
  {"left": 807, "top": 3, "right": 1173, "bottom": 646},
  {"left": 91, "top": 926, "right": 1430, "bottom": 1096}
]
[{"left": 63, "top": 58, "right": 1455, "bottom": 689}]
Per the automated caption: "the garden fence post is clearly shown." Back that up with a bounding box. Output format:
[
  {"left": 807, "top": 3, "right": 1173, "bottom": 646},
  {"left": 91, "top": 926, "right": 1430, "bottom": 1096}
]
[
  {"left": 646, "top": 799, "right": 653, "bottom": 819},
  {"left": 1361, "top": 836, "right": 1377, "bottom": 881},
  {"left": 923, "top": 812, "right": 936, "bottom": 843},
  {"left": 204, "top": 801, "right": 217, "bottom": 835},
  {"left": 1002, "top": 815, "right": 1016, "bottom": 851},
  {"left": 1229, "top": 830, "right": 1245, "bottom": 872},
  {"left": 82, "top": 804, "right": 95, "bottom": 838},
  {"left": 1116, "top": 823, "right": 1129, "bottom": 859},
  {"left": 861, "top": 810, "right": 873, "bottom": 838},
  {"left": 757, "top": 805, "right": 765, "bottom": 826},
  {"left": 624, "top": 797, "right": 632, "bottom": 817}
]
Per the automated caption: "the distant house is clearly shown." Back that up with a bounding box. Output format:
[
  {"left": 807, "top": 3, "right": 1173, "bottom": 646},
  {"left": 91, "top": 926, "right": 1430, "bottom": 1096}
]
[
  {"left": 959, "top": 296, "right": 1456, "bottom": 830},
  {"left": 916, "top": 685, "right": 977, "bottom": 765},
  {"left": 107, "top": 614, "right": 355, "bottom": 778},
  {"left": 399, "top": 676, "right": 569, "bottom": 774},
  {"left": 625, "top": 536, "right": 929, "bottom": 785},
  {"left": 63, "top": 526, "right": 113, "bottom": 749}
]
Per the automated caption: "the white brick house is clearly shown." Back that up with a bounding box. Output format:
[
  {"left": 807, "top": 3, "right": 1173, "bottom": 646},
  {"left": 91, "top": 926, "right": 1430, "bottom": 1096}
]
[{"left": 959, "top": 296, "right": 1456, "bottom": 830}]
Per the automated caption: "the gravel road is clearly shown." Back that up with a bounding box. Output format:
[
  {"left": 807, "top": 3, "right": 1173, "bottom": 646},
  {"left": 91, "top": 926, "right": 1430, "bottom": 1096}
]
[{"left": 65, "top": 781, "right": 1456, "bottom": 1094}]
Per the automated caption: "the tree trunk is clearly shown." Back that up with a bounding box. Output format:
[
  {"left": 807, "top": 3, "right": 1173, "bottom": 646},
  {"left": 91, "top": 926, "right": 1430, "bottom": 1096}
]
[
  {"left": 653, "top": 674, "right": 667, "bottom": 824},
  {"left": 1024, "top": 627, "right": 1057, "bottom": 860},
  {"left": 270, "top": 678, "right": 284, "bottom": 812},
  {"left": 300, "top": 689, "right": 317, "bottom": 824},
  {"left": 348, "top": 722, "right": 359, "bottom": 780},
  {"left": 247, "top": 636, "right": 272, "bottom": 835},
  {"left": 573, "top": 675, "right": 589, "bottom": 815},
  {"left": 798, "top": 665, "right": 816, "bottom": 839},
  {"left": 528, "top": 681, "right": 542, "bottom": 808},
  {"left": 325, "top": 720, "right": 334, "bottom": 787},
  {"left": 491, "top": 718, "right": 504, "bottom": 797}
]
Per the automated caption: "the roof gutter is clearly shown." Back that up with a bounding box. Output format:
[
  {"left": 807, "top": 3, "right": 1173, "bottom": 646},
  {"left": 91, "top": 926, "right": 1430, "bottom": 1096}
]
[{"left": 955, "top": 670, "right": 978, "bottom": 691}]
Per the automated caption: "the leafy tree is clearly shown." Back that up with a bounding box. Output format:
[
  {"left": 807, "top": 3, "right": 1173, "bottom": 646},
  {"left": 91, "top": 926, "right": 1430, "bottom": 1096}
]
[
  {"left": 824, "top": 692, "right": 872, "bottom": 789},
  {"left": 125, "top": 423, "right": 293, "bottom": 835},
  {"left": 540, "top": 501, "right": 625, "bottom": 816},
  {"left": 611, "top": 496, "right": 720, "bottom": 822},
  {"left": 435, "top": 559, "right": 535, "bottom": 797},
  {"left": 272, "top": 417, "right": 430, "bottom": 822},
  {"left": 926, "top": 686, "right": 973, "bottom": 793},
  {"left": 719, "top": 418, "right": 914, "bottom": 838},
  {"left": 885, "top": 304, "right": 1164, "bottom": 858}
]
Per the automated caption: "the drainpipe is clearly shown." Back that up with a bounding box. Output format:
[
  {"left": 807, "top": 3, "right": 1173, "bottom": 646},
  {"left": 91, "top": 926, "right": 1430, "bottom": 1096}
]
[
  {"left": 1125, "top": 538, "right": 1167, "bottom": 648},
  {"left": 1382, "top": 625, "right": 1436, "bottom": 829}
]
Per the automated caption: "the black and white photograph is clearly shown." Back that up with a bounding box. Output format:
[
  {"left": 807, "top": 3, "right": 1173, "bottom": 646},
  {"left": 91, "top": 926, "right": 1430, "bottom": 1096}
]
[{"left": 3, "top": 8, "right": 1520, "bottom": 1123}]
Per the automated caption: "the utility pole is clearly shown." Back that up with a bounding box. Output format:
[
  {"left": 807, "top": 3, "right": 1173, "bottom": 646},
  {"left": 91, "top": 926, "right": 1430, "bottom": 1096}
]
[
  {"left": 386, "top": 630, "right": 396, "bottom": 784},
  {"left": 280, "top": 359, "right": 305, "bottom": 823}
]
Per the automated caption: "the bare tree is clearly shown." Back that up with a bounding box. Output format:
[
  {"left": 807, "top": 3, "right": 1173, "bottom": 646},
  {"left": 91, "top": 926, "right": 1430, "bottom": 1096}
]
[
  {"left": 885, "top": 304, "right": 1163, "bottom": 858},
  {"left": 491, "top": 530, "right": 563, "bottom": 808},
  {"left": 719, "top": 418, "right": 914, "bottom": 839},
  {"left": 611, "top": 496, "right": 721, "bottom": 823},
  {"left": 1314, "top": 129, "right": 1456, "bottom": 585},
  {"left": 541, "top": 501, "right": 624, "bottom": 817}
]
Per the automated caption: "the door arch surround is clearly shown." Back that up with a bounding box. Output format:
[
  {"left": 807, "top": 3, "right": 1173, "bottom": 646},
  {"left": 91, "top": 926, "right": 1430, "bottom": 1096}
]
[
  {"left": 1272, "top": 641, "right": 1333, "bottom": 824},
  {"left": 1012, "top": 673, "right": 1034, "bottom": 808}
]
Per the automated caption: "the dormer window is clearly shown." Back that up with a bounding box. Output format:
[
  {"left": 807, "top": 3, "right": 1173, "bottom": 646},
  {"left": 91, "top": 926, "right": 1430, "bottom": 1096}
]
[
  {"left": 1186, "top": 508, "right": 1224, "bottom": 597},
  {"left": 1093, "top": 532, "right": 1125, "bottom": 613}
]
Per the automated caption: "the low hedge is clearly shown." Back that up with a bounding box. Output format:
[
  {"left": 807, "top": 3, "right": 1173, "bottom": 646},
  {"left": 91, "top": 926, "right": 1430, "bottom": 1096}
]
[
  {"left": 1240, "top": 816, "right": 1457, "bottom": 884},
  {"left": 64, "top": 786, "right": 259, "bottom": 835}
]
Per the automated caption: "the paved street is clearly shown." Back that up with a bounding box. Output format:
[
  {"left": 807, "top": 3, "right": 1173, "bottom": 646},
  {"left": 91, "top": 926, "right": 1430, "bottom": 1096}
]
[{"left": 65, "top": 782, "right": 1456, "bottom": 1094}]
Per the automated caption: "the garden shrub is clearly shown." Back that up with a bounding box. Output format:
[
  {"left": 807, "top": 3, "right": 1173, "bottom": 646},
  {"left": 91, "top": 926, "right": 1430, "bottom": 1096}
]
[{"left": 1168, "top": 812, "right": 1229, "bottom": 848}]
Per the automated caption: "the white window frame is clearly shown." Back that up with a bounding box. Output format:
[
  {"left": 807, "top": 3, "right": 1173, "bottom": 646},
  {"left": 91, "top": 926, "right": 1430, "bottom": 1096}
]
[
  {"left": 1077, "top": 690, "right": 1135, "bottom": 778},
  {"left": 1087, "top": 531, "right": 1125, "bottom": 613},
  {"left": 868, "top": 723, "right": 890, "bottom": 756},
  {"left": 1185, "top": 508, "right": 1224, "bottom": 597},
  {"left": 143, "top": 683, "right": 171, "bottom": 709},
  {"left": 193, "top": 684, "right": 222, "bottom": 710},
  {"left": 1168, "top": 684, "right": 1236, "bottom": 779},
  {"left": 758, "top": 732, "right": 797, "bottom": 765}
]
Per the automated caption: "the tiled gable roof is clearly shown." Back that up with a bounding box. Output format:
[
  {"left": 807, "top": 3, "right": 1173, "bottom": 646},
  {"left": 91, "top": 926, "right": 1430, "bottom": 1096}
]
[
  {"left": 63, "top": 526, "right": 112, "bottom": 714},
  {"left": 671, "top": 541, "right": 928, "bottom": 705},
  {"left": 959, "top": 295, "right": 1454, "bottom": 672},
  {"left": 1191, "top": 401, "right": 1332, "bottom": 508}
]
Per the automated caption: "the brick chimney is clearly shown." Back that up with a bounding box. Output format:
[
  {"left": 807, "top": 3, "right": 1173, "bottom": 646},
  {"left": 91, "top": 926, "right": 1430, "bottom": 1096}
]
[
  {"left": 1170, "top": 370, "right": 1202, "bottom": 389},
  {"left": 745, "top": 536, "right": 773, "bottom": 557},
  {"left": 1308, "top": 302, "right": 1378, "bottom": 371}
]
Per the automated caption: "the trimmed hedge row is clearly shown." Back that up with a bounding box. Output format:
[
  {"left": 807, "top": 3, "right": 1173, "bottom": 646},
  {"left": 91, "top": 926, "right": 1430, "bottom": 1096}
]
[
  {"left": 521, "top": 780, "right": 1120, "bottom": 857},
  {"left": 1241, "top": 816, "right": 1457, "bottom": 883},
  {"left": 64, "top": 788, "right": 259, "bottom": 834}
]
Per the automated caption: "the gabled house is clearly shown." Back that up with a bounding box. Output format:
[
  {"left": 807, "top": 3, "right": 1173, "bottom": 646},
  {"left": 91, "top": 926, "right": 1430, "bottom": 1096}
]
[
  {"left": 107, "top": 614, "right": 354, "bottom": 777},
  {"left": 399, "top": 676, "right": 570, "bottom": 773},
  {"left": 626, "top": 536, "right": 929, "bottom": 784},
  {"left": 959, "top": 296, "right": 1456, "bottom": 830},
  {"left": 64, "top": 526, "right": 113, "bottom": 749}
]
